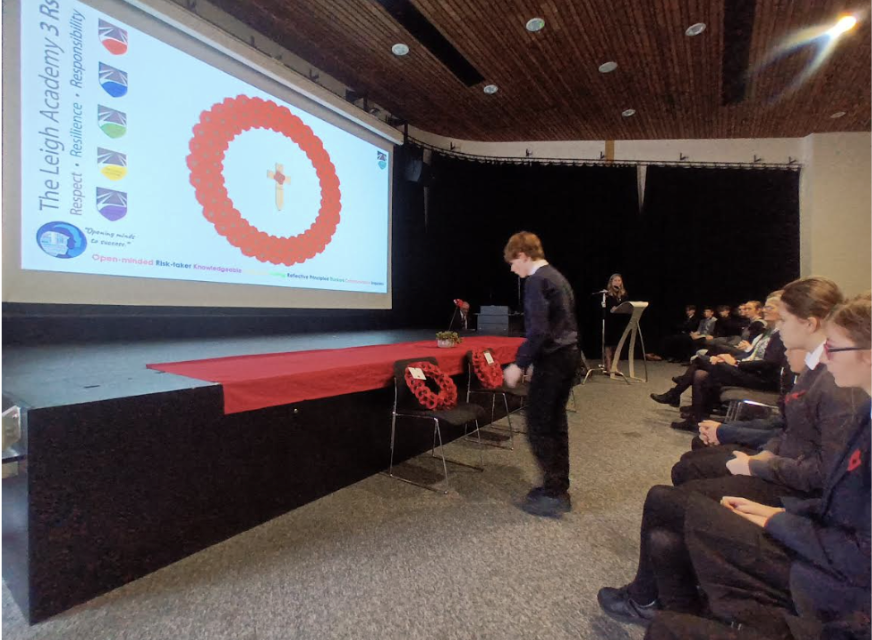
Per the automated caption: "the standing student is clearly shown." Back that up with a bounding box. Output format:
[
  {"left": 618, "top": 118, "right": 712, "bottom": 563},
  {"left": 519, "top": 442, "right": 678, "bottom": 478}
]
[{"left": 503, "top": 231, "right": 579, "bottom": 519}]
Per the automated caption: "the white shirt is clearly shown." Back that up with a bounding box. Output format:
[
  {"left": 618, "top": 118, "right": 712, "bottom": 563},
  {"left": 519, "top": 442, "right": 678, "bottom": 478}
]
[
  {"left": 805, "top": 340, "right": 825, "bottom": 370},
  {"left": 529, "top": 260, "right": 549, "bottom": 276}
]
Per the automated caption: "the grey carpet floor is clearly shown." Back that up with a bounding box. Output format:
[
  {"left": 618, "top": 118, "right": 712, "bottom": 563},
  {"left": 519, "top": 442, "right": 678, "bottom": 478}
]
[{"left": 3, "top": 361, "right": 694, "bottom": 640}]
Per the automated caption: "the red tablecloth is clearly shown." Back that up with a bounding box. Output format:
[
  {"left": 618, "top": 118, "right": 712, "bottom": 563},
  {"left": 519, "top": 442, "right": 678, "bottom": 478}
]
[{"left": 147, "top": 336, "right": 524, "bottom": 414}]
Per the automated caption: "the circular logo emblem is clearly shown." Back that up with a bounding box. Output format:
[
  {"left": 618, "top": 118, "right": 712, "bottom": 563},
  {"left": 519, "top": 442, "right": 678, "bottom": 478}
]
[
  {"left": 36, "top": 222, "right": 88, "bottom": 259},
  {"left": 187, "top": 95, "right": 342, "bottom": 266}
]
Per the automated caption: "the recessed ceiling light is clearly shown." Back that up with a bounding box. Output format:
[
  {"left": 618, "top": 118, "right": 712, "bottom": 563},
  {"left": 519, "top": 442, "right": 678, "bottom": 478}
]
[
  {"left": 622, "top": 108, "right": 636, "bottom": 117},
  {"left": 391, "top": 43, "right": 410, "bottom": 56},
  {"left": 599, "top": 61, "right": 618, "bottom": 73},
  {"left": 526, "top": 17, "right": 546, "bottom": 32},
  {"left": 685, "top": 23, "right": 706, "bottom": 36},
  {"left": 483, "top": 84, "right": 499, "bottom": 94}
]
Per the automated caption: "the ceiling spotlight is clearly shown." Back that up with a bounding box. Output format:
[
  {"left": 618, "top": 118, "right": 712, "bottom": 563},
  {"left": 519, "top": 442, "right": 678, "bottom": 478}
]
[
  {"left": 622, "top": 108, "right": 636, "bottom": 117},
  {"left": 685, "top": 23, "right": 706, "bottom": 36},
  {"left": 599, "top": 61, "right": 618, "bottom": 73},
  {"left": 830, "top": 111, "right": 847, "bottom": 118},
  {"left": 391, "top": 43, "right": 410, "bottom": 56},
  {"left": 483, "top": 84, "right": 499, "bottom": 94},
  {"left": 526, "top": 17, "right": 546, "bottom": 32}
]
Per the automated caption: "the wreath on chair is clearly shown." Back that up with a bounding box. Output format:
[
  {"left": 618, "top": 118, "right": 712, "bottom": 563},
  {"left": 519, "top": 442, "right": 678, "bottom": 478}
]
[
  {"left": 471, "top": 348, "right": 504, "bottom": 389},
  {"left": 404, "top": 361, "right": 458, "bottom": 411}
]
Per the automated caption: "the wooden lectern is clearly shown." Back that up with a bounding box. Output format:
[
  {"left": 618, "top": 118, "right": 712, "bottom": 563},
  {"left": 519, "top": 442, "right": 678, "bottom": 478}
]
[{"left": 611, "top": 301, "right": 649, "bottom": 382}]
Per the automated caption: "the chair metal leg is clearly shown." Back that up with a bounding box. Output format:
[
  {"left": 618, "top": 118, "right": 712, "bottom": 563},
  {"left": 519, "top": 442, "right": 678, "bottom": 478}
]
[
  {"left": 502, "top": 393, "right": 515, "bottom": 450},
  {"left": 389, "top": 410, "right": 398, "bottom": 476},
  {"left": 433, "top": 418, "right": 450, "bottom": 494},
  {"left": 473, "top": 419, "right": 485, "bottom": 467}
]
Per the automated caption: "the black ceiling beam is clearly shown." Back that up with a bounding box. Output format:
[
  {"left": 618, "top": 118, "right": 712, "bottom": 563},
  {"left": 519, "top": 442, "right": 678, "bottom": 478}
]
[
  {"left": 376, "top": 0, "right": 485, "bottom": 86},
  {"left": 721, "top": 0, "right": 758, "bottom": 105}
]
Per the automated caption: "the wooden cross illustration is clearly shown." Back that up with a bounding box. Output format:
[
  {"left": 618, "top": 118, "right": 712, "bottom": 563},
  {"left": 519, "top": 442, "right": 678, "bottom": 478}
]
[{"left": 266, "top": 163, "right": 289, "bottom": 211}]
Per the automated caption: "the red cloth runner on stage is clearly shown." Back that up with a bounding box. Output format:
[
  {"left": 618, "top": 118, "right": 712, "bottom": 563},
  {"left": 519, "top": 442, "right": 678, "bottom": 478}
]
[{"left": 147, "top": 336, "right": 524, "bottom": 415}]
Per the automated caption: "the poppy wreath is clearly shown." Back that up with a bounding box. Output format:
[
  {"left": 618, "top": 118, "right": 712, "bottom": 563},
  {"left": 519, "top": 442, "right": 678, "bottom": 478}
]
[
  {"left": 471, "top": 348, "right": 504, "bottom": 389},
  {"left": 404, "top": 361, "right": 458, "bottom": 411},
  {"left": 186, "top": 95, "right": 342, "bottom": 265}
]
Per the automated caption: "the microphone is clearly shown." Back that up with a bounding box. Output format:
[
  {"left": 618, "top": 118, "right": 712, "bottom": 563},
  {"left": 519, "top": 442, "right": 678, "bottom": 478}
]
[{"left": 590, "top": 289, "right": 608, "bottom": 295}]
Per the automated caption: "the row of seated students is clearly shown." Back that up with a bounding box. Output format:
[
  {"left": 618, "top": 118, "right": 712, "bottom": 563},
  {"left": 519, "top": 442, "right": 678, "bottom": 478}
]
[
  {"left": 651, "top": 292, "right": 787, "bottom": 431},
  {"left": 654, "top": 301, "right": 767, "bottom": 364},
  {"left": 596, "top": 277, "right": 871, "bottom": 640}
]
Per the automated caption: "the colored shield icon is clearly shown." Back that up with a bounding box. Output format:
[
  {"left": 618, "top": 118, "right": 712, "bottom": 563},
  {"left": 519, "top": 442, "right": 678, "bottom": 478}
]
[
  {"left": 98, "top": 148, "right": 127, "bottom": 181},
  {"left": 99, "top": 19, "right": 129, "bottom": 55},
  {"left": 96, "top": 187, "right": 128, "bottom": 221},
  {"left": 99, "top": 63, "right": 128, "bottom": 98},
  {"left": 98, "top": 105, "right": 127, "bottom": 139}
]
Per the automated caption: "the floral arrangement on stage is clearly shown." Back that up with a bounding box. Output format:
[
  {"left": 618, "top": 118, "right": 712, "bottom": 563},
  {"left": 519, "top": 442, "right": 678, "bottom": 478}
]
[
  {"left": 471, "top": 348, "right": 504, "bottom": 389},
  {"left": 404, "top": 361, "right": 458, "bottom": 410},
  {"left": 436, "top": 331, "right": 463, "bottom": 348}
]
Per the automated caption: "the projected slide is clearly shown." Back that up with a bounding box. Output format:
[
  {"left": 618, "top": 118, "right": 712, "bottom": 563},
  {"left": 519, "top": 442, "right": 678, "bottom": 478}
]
[{"left": 20, "top": 0, "right": 390, "bottom": 294}]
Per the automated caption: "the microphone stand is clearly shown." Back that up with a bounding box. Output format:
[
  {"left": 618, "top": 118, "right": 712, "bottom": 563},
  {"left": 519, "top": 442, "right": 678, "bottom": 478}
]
[{"left": 583, "top": 290, "right": 629, "bottom": 384}]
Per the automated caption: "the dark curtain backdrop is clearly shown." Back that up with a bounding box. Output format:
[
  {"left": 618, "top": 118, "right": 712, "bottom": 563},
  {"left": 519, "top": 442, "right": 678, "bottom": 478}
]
[
  {"left": 396, "top": 155, "right": 801, "bottom": 357},
  {"left": 396, "top": 154, "right": 641, "bottom": 356},
  {"left": 625, "top": 166, "right": 801, "bottom": 348}
]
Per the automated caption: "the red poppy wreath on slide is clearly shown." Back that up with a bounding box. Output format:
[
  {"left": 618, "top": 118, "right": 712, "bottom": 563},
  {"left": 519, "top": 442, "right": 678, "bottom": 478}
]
[
  {"left": 404, "top": 362, "right": 458, "bottom": 411},
  {"left": 187, "top": 95, "right": 341, "bottom": 265},
  {"left": 471, "top": 348, "right": 504, "bottom": 389}
]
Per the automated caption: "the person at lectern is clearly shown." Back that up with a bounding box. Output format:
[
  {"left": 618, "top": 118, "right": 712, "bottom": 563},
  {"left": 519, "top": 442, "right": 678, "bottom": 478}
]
[
  {"left": 603, "top": 274, "right": 630, "bottom": 374},
  {"left": 502, "top": 231, "right": 579, "bottom": 519}
]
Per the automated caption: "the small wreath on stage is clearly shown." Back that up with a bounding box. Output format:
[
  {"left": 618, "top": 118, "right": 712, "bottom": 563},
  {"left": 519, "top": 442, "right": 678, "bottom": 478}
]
[
  {"left": 186, "top": 95, "right": 342, "bottom": 265},
  {"left": 471, "top": 348, "right": 504, "bottom": 389},
  {"left": 404, "top": 361, "right": 458, "bottom": 411}
]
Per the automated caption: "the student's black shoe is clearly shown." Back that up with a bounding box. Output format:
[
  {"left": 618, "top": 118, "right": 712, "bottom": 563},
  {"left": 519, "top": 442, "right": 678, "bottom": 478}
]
[
  {"left": 519, "top": 491, "right": 571, "bottom": 518},
  {"left": 671, "top": 419, "right": 698, "bottom": 432},
  {"left": 597, "top": 585, "right": 660, "bottom": 626},
  {"left": 650, "top": 390, "right": 681, "bottom": 407}
]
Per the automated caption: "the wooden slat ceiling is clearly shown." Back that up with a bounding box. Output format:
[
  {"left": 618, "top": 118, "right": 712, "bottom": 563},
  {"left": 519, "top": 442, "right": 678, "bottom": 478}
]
[{"left": 205, "top": 0, "right": 871, "bottom": 141}]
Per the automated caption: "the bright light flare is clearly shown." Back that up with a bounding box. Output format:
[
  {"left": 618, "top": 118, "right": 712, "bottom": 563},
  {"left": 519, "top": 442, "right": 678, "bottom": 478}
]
[
  {"left": 827, "top": 15, "right": 858, "bottom": 38},
  {"left": 749, "top": 12, "right": 863, "bottom": 103}
]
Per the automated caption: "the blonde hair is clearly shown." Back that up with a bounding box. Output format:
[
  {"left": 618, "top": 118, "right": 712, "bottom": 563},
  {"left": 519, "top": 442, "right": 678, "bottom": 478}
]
[
  {"left": 504, "top": 231, "right": 545, "bottom": 262},
  {"left": 828, "top": 291, "right": 871, "bottom": 349},
  {"left": 608, "top": 273, "right": 627, "bottom": 299}
]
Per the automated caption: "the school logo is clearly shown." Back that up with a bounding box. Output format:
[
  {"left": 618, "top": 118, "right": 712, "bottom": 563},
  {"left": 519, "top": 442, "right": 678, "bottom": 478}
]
[
  {"left": 98, "top": 105, "right": 127, "bottom": 139},
  {"left": 96, "top": 187, "right": 128, "bottom": 221},
  {"left": 97, "top": 148, "right": 127, "bottom": 181},
  {"left": 36, "top": 222, "right": 87, "bottom": 258},
  {"left": 99, "top": 19, "right": 129, "bottom": 55},
  {"left": 377, "top": 151, "right": 387, "bottom": 170},
  {"left": 99, "top": 63, "right": 128, "bottom": 98}
]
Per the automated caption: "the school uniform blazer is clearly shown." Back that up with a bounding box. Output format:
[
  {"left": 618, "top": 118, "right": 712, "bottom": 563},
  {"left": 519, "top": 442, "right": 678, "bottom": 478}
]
[
  {"left": 766, "top": 397, "right": 871, "bottom": 639},
  {"left": 749, "top": 364, "right": 855, "bottom": 494}
]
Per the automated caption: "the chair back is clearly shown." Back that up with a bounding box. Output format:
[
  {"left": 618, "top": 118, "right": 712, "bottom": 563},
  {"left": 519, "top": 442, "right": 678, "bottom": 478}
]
[{"left": 393, "top": 356, "right": 440, "bottom": 412}]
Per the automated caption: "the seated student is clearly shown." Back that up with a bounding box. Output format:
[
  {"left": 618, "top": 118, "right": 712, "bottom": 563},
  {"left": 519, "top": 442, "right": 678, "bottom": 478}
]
[
  {"left": 673, "top": 347, "right": 808, "bottom": 486},
  {"left": 662, "top": 306, "right": 718, "bottom": 364},
  {"left": 706, "top": 300, "right": 767, "bottom": 356},
  {"left": 649, "top": 305, "right": 699, "bottom": 362},
  {"left": 642, "top": 291, "right": 871, "bottom": 640},
  {"left": 596, "top": 277, "right": 854, "bottom": 625},
  {"left": 651, "top": 293, "right": 785, "bottom": 429}
]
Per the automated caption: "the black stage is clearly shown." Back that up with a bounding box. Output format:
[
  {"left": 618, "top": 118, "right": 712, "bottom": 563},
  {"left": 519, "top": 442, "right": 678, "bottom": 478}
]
[{"left": 2, "top": 329, "right": 512, "bottom": 623}]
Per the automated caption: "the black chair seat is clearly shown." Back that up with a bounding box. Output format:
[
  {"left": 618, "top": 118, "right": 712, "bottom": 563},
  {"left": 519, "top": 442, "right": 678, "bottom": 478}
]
[{"left": 400, "top": 401, "right": 486, "bottom": 426}]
